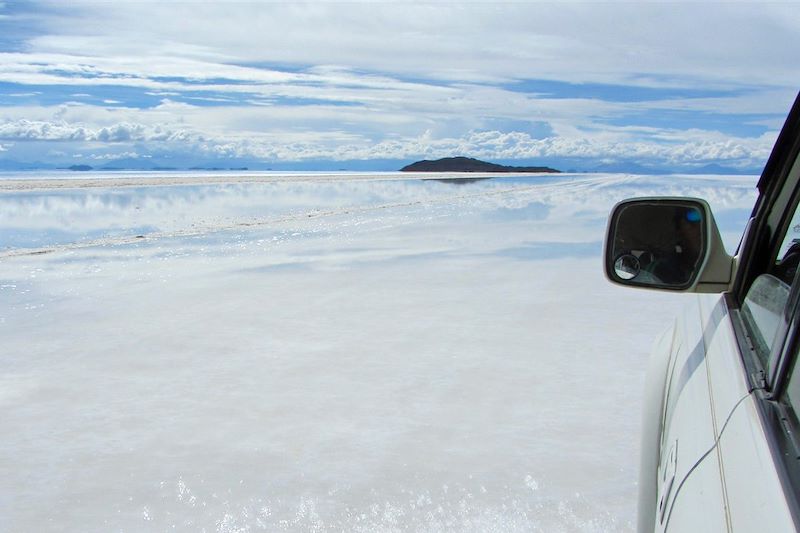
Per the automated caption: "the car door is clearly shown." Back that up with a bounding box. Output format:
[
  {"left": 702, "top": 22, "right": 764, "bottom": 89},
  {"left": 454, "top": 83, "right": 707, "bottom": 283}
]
[
  {"left": 716, "top": 146, "right": 800, "bottom": 531},
  {"left": 653, "top": 292, "right": 731, "bottom": 532},
  {"left": 652, "top": 92, "right": 800, "bottom": 532},
  {"left": 692, "top": 94, "right": 800, "bottom": 531}
]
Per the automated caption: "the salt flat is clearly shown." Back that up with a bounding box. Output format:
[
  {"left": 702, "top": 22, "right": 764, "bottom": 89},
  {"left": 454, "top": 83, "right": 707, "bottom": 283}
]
[{"left": 0, "top": 172, "right": 757, "bottom": 532}]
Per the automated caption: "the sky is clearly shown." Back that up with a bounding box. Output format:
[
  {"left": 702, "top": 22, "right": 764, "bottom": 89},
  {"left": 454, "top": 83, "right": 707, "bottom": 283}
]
[{"left": 0, "top": 1, "right": 797, "bottom": 173}]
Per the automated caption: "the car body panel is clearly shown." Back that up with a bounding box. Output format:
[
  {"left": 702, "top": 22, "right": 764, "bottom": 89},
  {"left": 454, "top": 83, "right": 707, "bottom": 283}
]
[
  {"left": 701, "top": 296, "right": 752, "bottom": 436},
  {"left": 649, "top": 292, "right": 798, "bottom": 531},
  {"left": 635, "top": 266, "right": 800, "bottom": 532},
  {"left": 638, "top": 325, "right": 676, "bottom": 533},
  {"left": 719, "top": 396, "right": 796, "bottom": 532},
  {"left": 660, "top": 451, "right": 727, "bottom": 532},
  {"left": 655, "top": 298, "right": 720, "bottom": 529}
]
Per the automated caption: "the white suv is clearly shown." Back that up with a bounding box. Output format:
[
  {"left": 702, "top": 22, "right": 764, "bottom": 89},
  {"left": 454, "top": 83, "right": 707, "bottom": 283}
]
[{"left": 604, "top": 92, "right": 800, "bottom": 532}]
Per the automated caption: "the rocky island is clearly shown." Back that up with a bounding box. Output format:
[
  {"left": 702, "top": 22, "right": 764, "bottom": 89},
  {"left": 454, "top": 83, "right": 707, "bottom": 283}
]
[{"left": 400, "top": 156, "right": 560, "bottom": 173}]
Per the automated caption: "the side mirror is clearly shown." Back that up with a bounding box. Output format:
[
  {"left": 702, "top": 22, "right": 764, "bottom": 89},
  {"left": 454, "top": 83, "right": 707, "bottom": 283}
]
[{"left": 604, "top": 198, "right": 733, "bottom": 293}]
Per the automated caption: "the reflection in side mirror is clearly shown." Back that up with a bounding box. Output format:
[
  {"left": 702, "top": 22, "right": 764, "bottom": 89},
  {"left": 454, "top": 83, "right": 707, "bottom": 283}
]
[
  {"left": 605, "top": 199, "right": 707, "bottom": 290},
  {"left": 614, "top": 254, "right": 641, "bottom": 280}
]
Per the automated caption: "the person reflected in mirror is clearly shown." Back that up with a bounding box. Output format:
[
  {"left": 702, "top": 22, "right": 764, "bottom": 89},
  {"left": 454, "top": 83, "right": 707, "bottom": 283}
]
[
  {"left": 641, "top": 207, "right": 703, "bottom": 285},
  {"left": 774, "top": 239, "right": 800, "bottom": 284}
]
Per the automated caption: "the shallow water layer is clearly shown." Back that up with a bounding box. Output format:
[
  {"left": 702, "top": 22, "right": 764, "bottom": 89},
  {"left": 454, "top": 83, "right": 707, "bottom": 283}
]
[{"left": 0, "top": 173, "right": 757, "bottom": 532}]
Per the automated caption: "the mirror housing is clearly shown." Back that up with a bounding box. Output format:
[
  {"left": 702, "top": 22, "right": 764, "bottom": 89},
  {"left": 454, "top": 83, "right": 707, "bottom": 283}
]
[{"left": 604, "top": 197, "right": 733, "bottom": 293}]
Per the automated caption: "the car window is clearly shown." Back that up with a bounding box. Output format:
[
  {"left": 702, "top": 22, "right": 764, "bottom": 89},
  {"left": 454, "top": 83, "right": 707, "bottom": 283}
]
[
  {"left": 741, "top": 275, "right": 791, "bottom": 367},
  {"left": 776, "top": 207, "right": 800, "bottom": 424},
  {"left": 741, "top": 193, "right": 800, "bottom": 370},
  {"left": 774, "top": 201, "right": 800, "bottom": 414},
  {"left": 775, "top": 206, "right": 800, "bottom": 283},
  {"left": 786, "top": 358, "right": 800, "bottom": 414},
  {"left": 778, "top": 208, "right": 800, "bottom": 260}
]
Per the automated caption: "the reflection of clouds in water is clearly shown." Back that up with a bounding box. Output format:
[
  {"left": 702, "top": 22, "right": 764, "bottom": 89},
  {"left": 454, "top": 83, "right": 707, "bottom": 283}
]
[
  {"left": 488, "top": 202, "right": 552, "bottom": 223},
  {"left": 0, "top": 225, "right": 159, "bottom": 250},
  {"left": 495, "top": 241, "right": 604, "bottom": 261},
  {"left": 0, "top": 175, "right": 755, "bottom": 260}
]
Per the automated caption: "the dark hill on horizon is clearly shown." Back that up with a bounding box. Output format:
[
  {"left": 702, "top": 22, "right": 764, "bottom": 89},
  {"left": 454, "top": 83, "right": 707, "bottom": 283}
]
[{"left": 400, "top": 157, "right": 560, "bottom": 173}]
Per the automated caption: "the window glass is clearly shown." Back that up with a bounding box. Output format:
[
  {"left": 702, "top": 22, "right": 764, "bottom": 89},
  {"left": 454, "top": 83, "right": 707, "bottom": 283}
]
[
  {"left": 778, "top": 207, "right": 800, "bottom": 260},
  {"left": 741, "top": 274, "right": 790, "bottom": 367},
  {"left": 775, "top": 197, "right": 800, "bottom": 285},
  {"left": 609, "top": 202, "right": 705, "bottom": 288},
  {"left": 778, "top": 197, "right": 800, "bottom": 414},
  {"left": 741, "top": 196, "right": 800, "bottom": 369},
  {"left": 787, "top": 358, "right": 800, "bottom": 414}
]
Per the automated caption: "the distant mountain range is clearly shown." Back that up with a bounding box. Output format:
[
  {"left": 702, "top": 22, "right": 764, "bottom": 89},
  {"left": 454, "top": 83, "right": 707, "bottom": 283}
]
[
  {"left": 0, "top": 156, "right": 760, "bottom": 175},
  {"left": 401, "top": 157, "right": 560, "bottom": 173}
]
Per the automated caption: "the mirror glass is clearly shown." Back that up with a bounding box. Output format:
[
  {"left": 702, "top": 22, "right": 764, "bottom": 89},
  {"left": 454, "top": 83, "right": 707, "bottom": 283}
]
[
  {"left": 608, "top": 201, "right": 705, "bottom": 288},
  {"left": 614, "top": 254, "right": 640, "bottom": 280}
]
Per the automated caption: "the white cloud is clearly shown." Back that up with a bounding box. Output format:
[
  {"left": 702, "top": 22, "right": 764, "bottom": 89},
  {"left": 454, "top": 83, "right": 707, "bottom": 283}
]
[
  {"left": 0, "top": 118, "right": 201, "bottom": 143},
  {"left": 319, "top": 129, "right": 774, "bottom": 167},
  {"left": 0, "top": 2, "right": 795, "bottom": 169},
  {"left": 87, "top": 150, "right": 143, "bottom": 161},
  {"left": 0, "top": 101, "right": 777, "bottom": 169},
  {"left": 20, "top": 2, "right": 800, "bottom": 89}
]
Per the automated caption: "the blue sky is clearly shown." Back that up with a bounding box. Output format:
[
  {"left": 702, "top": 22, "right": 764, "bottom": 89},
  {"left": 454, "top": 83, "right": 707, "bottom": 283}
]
[{"left": 0, "top": 1, "right": 797, "bottom": 173}]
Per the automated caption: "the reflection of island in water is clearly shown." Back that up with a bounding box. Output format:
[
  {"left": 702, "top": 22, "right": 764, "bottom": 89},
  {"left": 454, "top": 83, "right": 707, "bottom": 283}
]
[
  {"left": 424, "top": 177, "right": 493, "bottom": 185},
  {"left": 401, "top": 156, "right": 560, "bottom": 174}
]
